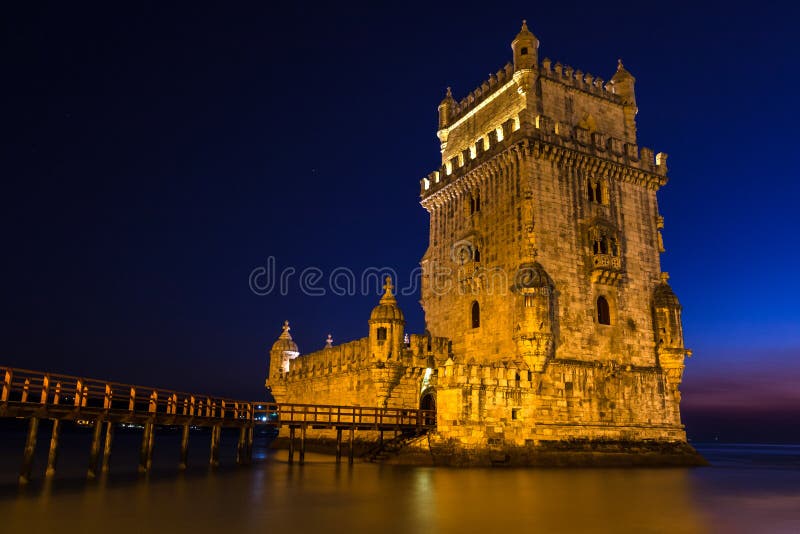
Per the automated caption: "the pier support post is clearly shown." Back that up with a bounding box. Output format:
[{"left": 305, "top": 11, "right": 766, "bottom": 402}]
[
  {"left": 87, "top": 419, "right": 103, "bottom": 478},
  {"left": 299, "top": 425, "right": 306, "bottom": 465},
  {"left": 179, "top": 424, "right": 190, "bottom": 470},
  {"left": 288, "top": 426, "right": 295, "bottom": 464},
  {"left": 138, "top": 422, "right": 154, "bottom": 474},
  {"left": 101, "top": 421, "right": 114, "bottom": 473},
  {"left": 46, "top": 419, "right": 60, "bottom": 477},
  {"left": 335, "top": 428, "right": 342, "bottom": 464},
  {"left": 348, "top": 427, "right": 354, "bottom": 465},
  {"left": 236, "top": 426, "right": 247, "bottom": 465},
  {"left": 19, "top": 416, "right": 39, "bottom": 485},
  {"left": 209, "top": 425, "right": 221, "bottom": 468},
  {"left": 246, "top": 426, "right": 254, "bottom": 464}
]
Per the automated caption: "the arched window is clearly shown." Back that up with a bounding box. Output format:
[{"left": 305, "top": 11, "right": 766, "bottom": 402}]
[
  {"left": 474, "top": 248, "right": 481, "bottom": 262},
  {"left": 597, "top": 296, "right": 611, "bottom": 325},
  {"left": 471, "top": 301, "right": 480, "bottom": 329},
  {"left": 376, "top": 327, "right": 387, "bottom": 341},
  {"left": 587, "top": 179, "right": 596, "bottom": 203}
]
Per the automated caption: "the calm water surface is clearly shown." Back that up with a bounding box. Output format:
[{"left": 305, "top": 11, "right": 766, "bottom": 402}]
[{"left": 0, "top": 425, "right": 798, "bottom": 533}]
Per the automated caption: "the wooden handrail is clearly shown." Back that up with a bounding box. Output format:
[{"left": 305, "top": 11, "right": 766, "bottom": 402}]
[{"left": 0, "top": 365, "right": 436, "bottom": 429}]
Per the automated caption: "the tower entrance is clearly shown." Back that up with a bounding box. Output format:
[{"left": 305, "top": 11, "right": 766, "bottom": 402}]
[{"left": 420, "top": 391, "right": 436, "bottom": 426}]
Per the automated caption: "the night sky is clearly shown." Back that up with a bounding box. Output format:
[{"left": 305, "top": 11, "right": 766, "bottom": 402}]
[{"left": 3, "top": 2, "right": 798, "bottom": 441}]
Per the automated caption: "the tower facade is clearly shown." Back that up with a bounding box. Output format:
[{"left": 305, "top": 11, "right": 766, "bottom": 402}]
[{"left": 419, "top": 22, "right": 690, "bottom": 445}]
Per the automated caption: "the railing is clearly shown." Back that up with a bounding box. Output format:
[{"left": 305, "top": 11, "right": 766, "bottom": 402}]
[
  {"left": 0, "top": 366, "right": 435, "bottom": 430},
  {"left": 1, "top": 365, "right": 436, "bottom": 482},
  {"left": 592, "top": 254, "right": 622, "bottom": 270}
]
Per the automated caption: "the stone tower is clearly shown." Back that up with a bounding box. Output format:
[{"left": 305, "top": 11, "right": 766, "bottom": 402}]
[
  {"left": 420, "top": 21, "right": 690, "bottom": 444},
  {"left": 267, "top": 21, "right": 696, "bottom": 461}
]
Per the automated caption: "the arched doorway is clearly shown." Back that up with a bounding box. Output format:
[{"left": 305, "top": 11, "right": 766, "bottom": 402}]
[{"left": 420, "top": 391, "right": 436, "bottom": 426}]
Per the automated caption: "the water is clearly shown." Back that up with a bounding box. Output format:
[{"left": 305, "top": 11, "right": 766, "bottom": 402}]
[{"left": 0, "top": 424, "right": 798, "bottom": 533}]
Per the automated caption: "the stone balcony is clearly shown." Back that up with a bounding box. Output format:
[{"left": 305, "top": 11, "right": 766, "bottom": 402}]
[{"left": 590, "top": 254, "right": 623, "bottom": 285}]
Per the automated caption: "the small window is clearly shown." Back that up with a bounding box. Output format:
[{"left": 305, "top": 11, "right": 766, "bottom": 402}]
[
  {"left": 512, "top": 408, "right": 521, "bottom": 420},
  {"left": 597, "top": 296, "right": 611, "bottom": 325},
  {"left": 520, "top": 47, "right": 528, "bottom": 56},
  {"left": 474, "top": 248, "right": 481, "bottom": 262},
  {"left": 469, "top": 193, "right": 481, "bottom": 215},
  {"left": 376, "top": 327, "right": 387, "bottom": 341},
  {"left": 471, "top": 301, "right": 480, "bottom": 329}
]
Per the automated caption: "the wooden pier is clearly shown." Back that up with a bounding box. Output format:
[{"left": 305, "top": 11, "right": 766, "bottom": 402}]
[{"left": 0, "top": 366, "right": 434, "bottom": 484}]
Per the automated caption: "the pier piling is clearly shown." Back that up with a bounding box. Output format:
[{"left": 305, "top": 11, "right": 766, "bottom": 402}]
[
  {"left": 19, "top": 416, "right": 39, "bottom": 485},
  {"left": 209, "top": 425, "right": 221, "bottom": 468},
  {"left": 179, "top": 424, "right": 190, "bottom": 470},
  {"left": 139, "top": 422, "right": 154, "bottom": 474},
  {"left": 299, "top": 425, "right": 306, "bottom": 465},
  {"left": 87, "top": 419, "right": 103, "bottom": 478},
  {"left": 45, "top": 419, "right": 60, "bottom": 477},
  {"left": 101, "top": 421, "right": 114, "bottom": 473},
  {"left": 288, "top": 426, "right": 295, "bottom": 464},
  {"left": 336, "top": 427, "right": 342, "bottom": 463},
  {"left": 348, "top": 427, "right": 354, "bottom": 465}
]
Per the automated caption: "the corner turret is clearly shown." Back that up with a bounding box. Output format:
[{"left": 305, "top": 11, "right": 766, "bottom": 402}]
[
  {"left": 511, "top": 20, "right": 538, "bottom": 71},
  {"left": 368, "top": 277, "right": 405, "bottom": 362},
  {"left": 609, "top": 59, "right": 636, "bottom": 105},
  {"left": 512, "top": 260, "right": 556, "bottom": 371},
  {"left": 653, "top": 273, "right": 690, "bottom": 398},
  {"left": 438, "top": 87, "right": 455, "bottom": 130},
  {"left": 267, "top": 320, "right": 299, "bottom": 382}
]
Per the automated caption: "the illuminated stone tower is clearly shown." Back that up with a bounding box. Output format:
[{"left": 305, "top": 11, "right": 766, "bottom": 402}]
[
  {"left": 267, "top": 22, "right": 697, "bottom": 462},
  {"left": 419, "top": 21, "right": 690, "bottom": 445}
]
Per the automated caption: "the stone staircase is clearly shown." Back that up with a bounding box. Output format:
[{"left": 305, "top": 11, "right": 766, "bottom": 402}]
[{"left": 366, "top": 429, "right": 429, "bottom": 463}]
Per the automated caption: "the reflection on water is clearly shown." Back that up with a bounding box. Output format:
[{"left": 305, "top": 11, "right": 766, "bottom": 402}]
[{"left": 0, "top": 428, "right": 798, "bottom": 534}]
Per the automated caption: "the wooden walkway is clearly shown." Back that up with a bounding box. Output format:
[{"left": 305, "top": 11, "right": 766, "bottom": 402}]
[{"left": 0, "top": 366, "right": 434, "bottom": 484}]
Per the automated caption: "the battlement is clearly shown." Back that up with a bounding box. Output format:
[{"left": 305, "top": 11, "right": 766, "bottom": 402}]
[
  {"left": 446, "top": 63, "right": 516, "bottom": 125},
  {"left": 282, "top": 333, "right": 451, "bottom": 381},
  {"left": 539, "top": 58, "right": 624, "bottom": 103},
  {"left": 421, "top": 115, "right": 667, "bottom": 202}
]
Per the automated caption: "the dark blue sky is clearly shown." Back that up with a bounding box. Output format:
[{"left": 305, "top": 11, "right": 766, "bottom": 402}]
[{"left": 3, "top": 2, "right": 799, "bottom": 439}]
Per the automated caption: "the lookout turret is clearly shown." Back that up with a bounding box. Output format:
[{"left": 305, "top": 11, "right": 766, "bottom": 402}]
[
  {"left": 511, "top": 20, "right": 538, "bottom": 71},
  {"left": 368, "top": 277, "right": 405, "bottom": 362}
]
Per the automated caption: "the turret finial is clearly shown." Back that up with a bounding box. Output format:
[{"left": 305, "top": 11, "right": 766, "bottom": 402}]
[
  {"left": 446, "top": 86, "right": 452, "bottom": 98},
  {"left": 383, "top": 276, "right": 394, "bottom": 296},
  {"left": 618, "top": 58, "right": 624, "bottom": 70},
  {"left": 325, "top": 334, "right": 333, "bottom": 348},
  {"left": 280, "top": 320, "right": 292, "bottom": 339},
  {"left": 660, "top": 272, "right": 670, "bottom": 282}
]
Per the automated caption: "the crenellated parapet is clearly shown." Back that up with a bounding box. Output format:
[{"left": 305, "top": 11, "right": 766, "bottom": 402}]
[
  {"left": 442, "top": 63, "right": 516, "bottom": 127},
  {"left": 421, "top": 116, "right": 668, "bottom": 204},
  {"left": 279, "top": 333, "right": 451, "bottom": 384},
  {"left": 539, "top": 58, "right": 623, "bottom": 103},
  {"left": 284, "top": 338, "right": 370, "bottom": 380}
]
